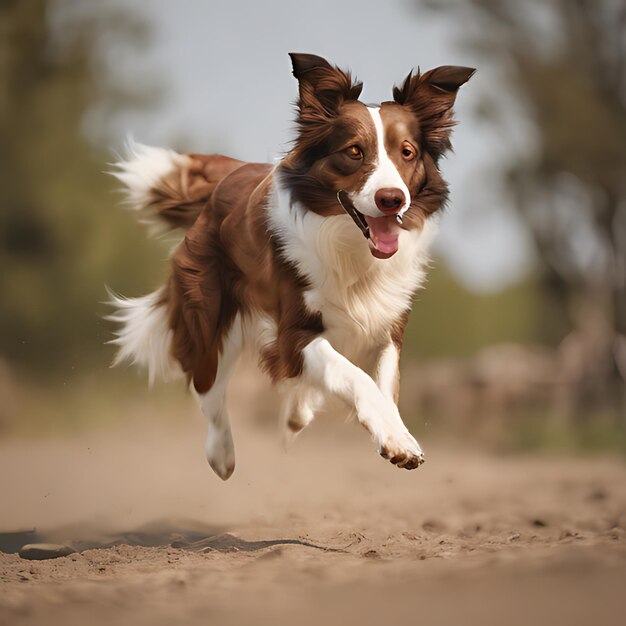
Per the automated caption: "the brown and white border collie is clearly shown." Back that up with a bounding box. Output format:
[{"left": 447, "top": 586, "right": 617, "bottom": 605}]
[{"left": 108, "top": 53, "right": 474, "bottom": 480}]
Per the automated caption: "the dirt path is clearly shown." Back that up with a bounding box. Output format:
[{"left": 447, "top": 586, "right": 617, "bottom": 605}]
[{"left": 1, "top": 414, "right": 626, "bottom": 626}]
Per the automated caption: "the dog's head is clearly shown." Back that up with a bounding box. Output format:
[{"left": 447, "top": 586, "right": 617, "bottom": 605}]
[{"left": 281, "top": 53, "right": 474, "bottom": 259}]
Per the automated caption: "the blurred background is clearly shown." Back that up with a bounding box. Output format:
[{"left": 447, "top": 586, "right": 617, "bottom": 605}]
[{"left": 1, "top": 0, "right": 625, "bottom": 451}]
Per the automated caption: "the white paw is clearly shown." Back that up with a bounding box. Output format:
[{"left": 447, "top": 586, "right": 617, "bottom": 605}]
[
  {"left": 377, "top": 429, "right": 425, "bottom": 470},
  {"left": 205, "top": 428, "right": 235, "bottom": 481}
]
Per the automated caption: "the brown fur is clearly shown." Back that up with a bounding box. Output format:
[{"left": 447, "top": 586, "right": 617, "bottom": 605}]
[
  {"left": 280, "top": 100, "right": 379, "bottom": 215},
  {"left": 149, "top": 154, "right": 245, "bottom": 230},
  {"left": 378, "top": 102, "right": 450, "bottom": 233},
  {"left": 161, "top": 162, "right": 325, "bottom": 393},
  {"left": 392, "top": 65, "right": 476, "bottom": 161}
]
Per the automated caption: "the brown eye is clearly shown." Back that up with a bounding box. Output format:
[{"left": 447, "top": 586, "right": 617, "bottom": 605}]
[
  {"left": 401, "top": 143, "right": 416, "bottom": 161},
  {"left": 345, "top": 145, "right": 363, "bottom": 160}
]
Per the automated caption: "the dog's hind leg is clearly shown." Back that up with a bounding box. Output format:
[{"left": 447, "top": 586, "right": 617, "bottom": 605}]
[
  {"left": 279, "top": 382, "right": 323, "bottom": 447},
  {"left": 196, "top": 317, "right": 243, "bottom": 481}
]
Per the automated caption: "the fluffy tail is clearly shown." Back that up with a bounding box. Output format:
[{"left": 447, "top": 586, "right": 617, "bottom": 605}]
[
  {"left": 110, "top": 139, "right": 245, "bottom": 233},
  {"left": 107, "top": 141, "right": 245, "bottom": 380},
  {"left": 106, "top": 287, "right": 182, "bottom": 385}
]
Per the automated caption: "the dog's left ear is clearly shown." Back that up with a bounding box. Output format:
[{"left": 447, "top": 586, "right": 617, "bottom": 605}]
[
  {"left": 393, "top": 65, "right": 475, "bottom": 159},
  {"left": 289, "top": 52, "right": 363, "bottom": 116}
]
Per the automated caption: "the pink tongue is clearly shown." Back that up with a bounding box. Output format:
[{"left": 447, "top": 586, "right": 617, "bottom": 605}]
[{"left": 365, "top": 215, "right": 400, "bottom": 257}]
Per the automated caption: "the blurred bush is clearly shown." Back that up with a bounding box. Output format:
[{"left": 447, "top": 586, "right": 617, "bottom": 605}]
[
  {"left": 405, "top": 265, "right": 543, "bottom": 360},
  {"left": 0, "top": 0, "right": 167, "bottom": 377},
  {"left": 420, "top": 0, "right": 626, "bottom": 421}
]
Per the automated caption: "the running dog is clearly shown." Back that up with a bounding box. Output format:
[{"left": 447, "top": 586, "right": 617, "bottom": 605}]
[{"left": 108, "top": 53, "right": 474, "bottom": 480}]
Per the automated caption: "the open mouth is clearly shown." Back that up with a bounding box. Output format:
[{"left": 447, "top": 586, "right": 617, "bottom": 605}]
[
  {"left": 336, "top": 191, "right": 402, "bottom": 259},
  {"left": 363, "top": 214, "right": 401, "bottom": 258}
]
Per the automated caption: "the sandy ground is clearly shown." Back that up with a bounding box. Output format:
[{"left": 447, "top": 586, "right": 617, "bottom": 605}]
[{"left": 1, "top": 397, "right": 626, "bottom": 626}]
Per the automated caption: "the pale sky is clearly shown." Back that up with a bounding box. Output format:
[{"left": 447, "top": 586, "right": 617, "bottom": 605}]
[{"left": 97, "top": 0, "right": 535, "bottom": 292}]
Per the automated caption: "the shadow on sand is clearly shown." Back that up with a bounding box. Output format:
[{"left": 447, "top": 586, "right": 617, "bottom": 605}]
[{"left": 0, "top": 518, "right": 341, "bottom": 556}]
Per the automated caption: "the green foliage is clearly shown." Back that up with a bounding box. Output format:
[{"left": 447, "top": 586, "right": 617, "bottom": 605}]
[
  {"left": 0, "top": 367, "right": 192, "bottom": 436},
  {"left": 404, "top": 262, "right": 548, "bottom": 360},
  {"left": 507, "top": 412, "right": 626, "bottom": 455},
  {"left": 0, "top": 0, "right": 167, "bottom": 376}
]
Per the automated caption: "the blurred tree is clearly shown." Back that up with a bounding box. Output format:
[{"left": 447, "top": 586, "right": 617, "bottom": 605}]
[
  {"left": 0, "top": 0, "right": 166, "bottom": 376},
  {"left": 421, "top": 0, "right": 626, "bottom": 419}
]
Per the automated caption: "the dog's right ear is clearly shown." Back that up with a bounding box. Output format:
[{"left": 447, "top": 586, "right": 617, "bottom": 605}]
[
  {"left": 393, "top": 65, "right": 475, "bottom": 160},
  {"left": 289, "top": 53, "right": 333, "bottom": 78},
  {"left": 289, "top": 52, "right": 362, "bottom": 116}
]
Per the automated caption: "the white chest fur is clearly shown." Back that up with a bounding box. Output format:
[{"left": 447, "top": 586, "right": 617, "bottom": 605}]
[{"left": 268, "top": 181, "right": 438, "bottom": 361}]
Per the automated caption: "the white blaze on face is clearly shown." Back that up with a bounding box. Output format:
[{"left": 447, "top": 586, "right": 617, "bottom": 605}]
[{"left": 348, "top": 106, "right": 411, "bottom": 218}]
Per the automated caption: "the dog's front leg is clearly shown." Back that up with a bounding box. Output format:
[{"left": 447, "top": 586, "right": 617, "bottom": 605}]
[
  {"left": 302, "top": 337, "right": 424, "bottom": 469},
  {"left": 375, "top": 342, "right": 401, "bottom": 403}
]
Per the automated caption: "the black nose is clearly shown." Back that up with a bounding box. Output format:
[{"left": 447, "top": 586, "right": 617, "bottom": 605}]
[{"left": 375, "top": 188, "right": 405, "bottom": 214}]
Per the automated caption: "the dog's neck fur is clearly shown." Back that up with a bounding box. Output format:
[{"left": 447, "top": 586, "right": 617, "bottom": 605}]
[{"left": 268, "top": 172, "right": 438, "bottom": 360}]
